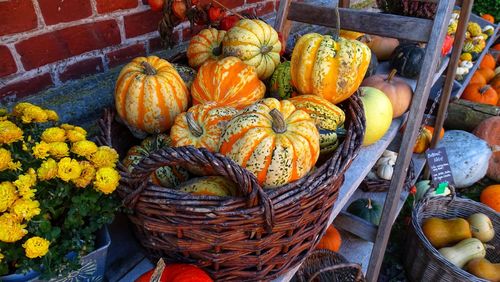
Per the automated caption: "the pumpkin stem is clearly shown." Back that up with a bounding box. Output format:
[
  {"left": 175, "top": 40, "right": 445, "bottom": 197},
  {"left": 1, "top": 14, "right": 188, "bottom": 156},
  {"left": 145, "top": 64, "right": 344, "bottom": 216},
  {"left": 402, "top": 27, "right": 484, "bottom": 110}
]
[
  {"left": 387, "top": 69, "right": 397, "bottom": 82},
  {"left": 367, "top": 198, "right": 373, "bottom": 209},
  {"left": 332, "top": 6, "right": 341, "bottom": 40},
  {"left": 479, "top": 85, "right": 491, "bottom": 94},
  {"left": 270, "top": 109, "right": 287, "bottom": 134},
  {"left": 261, "top": 45, "right": 273, "bottom": 54},
  {"left": 484, "top": 244, "right": 496, "bottom": 250},
  {"left": 186, "top": 112, "right": 204, "bottom": 137},
  {"left": 212, "top": 43, "right": 223, "bottom": 56},
  {"left": 360, "top": 34, "right": 372, "bottom": 44},
  {"left": 141, "top": 61, "right": 157, "bottom": 75}
]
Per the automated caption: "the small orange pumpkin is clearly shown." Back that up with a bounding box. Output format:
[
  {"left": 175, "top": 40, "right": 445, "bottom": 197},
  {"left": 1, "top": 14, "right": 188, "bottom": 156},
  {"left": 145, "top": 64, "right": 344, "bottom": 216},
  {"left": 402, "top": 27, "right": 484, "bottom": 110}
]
[
  {"left": 469, "top": 71, "right": 487, "bottom": 85},
  {"left": 316, "top": 225, "right": 342, "bottom": 252},
  {"left": 490, "top": 74, "right": 500, "bottom": 94},
  {"left": 479, "top": 53, "right": 496, "bottom": 70},
  {"left": 480, "top": 185, "right": 500, "bottom": 212},
  {"left": 476, "top": 68, "right": 496, "bottom": 82},
  {"left": 462, "top": 84, "right": 499, "bottom": 106},
  {"left": 493, "top": 43, "right": 500, "bottom": 51},
  {"left": 413, "top": 125, "right": 444, "bottom": 154},
  {"left": 481, "top": 14, "right": 495, "bottom": 24}
]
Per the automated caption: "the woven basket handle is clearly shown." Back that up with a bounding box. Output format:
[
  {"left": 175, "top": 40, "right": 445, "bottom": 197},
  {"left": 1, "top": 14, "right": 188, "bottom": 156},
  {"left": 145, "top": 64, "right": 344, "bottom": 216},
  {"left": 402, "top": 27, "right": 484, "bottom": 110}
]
[
  {"left": 307, "top": 263, "right": 365, "bottom": 282},
  {"left": 421, "top": 183, "right": 456, "bottom": 206},
  {"left": 124, "top": 146, "right": 276, "bottom": 230}
]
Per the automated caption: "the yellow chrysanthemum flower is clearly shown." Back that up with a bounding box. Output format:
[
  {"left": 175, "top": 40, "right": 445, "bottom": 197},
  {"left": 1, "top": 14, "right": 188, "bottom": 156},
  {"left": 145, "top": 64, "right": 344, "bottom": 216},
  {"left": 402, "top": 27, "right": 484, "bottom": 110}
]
[
  {"left": 90, "top": 146, "right": 119, "bottom": 168},
  {"left": 32, "top": 141, "right": 51, "bottom": 159},
  {"left": 48, "top": 142, "right": 69, "bottom": 159},
  {"left": 0, "top": 213, "right": 27, "bottom": 243},
  {"left": 0, "top": 120, "right": 23, "bottom": 144},
  {"left": 37, "top": 158, "right": 58, "bottom": 181},
  {"left": 93, "top": 167, "right": 120, "bottom": 194},
  {"left": 0, "top": 181, "right": 18, "bottom": 212},
  {"left": 23, "top": 236, "right": 50, "bottom": 258},
  {"left": 0, "top": 251, "right": 4, "bottom": 262},
  {"left": 66, "top": 129, "right": 86, "bottom": 143},
  {"left": 72, "top": 161, "right": 96, "bottom": 188},
  {"left": 44, "top": 110, "right": 59, "bottom": 121},
  {"left": 71, "top": 140, "right": 98, "bottom": 157},
  {"left": 8, "top": 161, "right": 22, "bottom": 171},
  {"left": 10, "top": 198, "right": 40, "bottom": 220},
  {"left": 41, "top": 127, "right": 66, "bottom": 143},
  {"left": 60, "top": 124, "right": 74, "bottom": 130},
  {"left": 14, "top": 168, "right": 37, "bottom": 199},
  {"left": 57, "top": 157, "right": 81, "bottom": 182},
  {"left": 0, "top": 148, "right": 12, "bottom": 171},
  {"left": 21, "top": 105, "right": 48, "bottom": 124},
  {"left": 12, "top": 102, "right": 33, "bottom": 117}
]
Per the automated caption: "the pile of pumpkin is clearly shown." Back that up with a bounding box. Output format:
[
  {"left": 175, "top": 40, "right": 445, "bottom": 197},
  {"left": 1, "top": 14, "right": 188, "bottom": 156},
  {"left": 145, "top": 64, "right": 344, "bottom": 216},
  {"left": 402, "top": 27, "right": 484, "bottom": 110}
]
[
  {"left": 463, "top": 51, "right": 500, "bottom": 106},
  {"left": 422, "top": 213, "right": 499, "bottom": 281}
]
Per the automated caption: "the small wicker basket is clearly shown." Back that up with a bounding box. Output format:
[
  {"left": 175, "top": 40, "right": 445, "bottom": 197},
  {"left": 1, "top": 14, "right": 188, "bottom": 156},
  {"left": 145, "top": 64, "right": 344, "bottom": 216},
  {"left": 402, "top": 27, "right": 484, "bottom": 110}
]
[
  {"left": 404, "top": 190, "right": 500, "bottom": 282},
  {"left": 361, "top": 159, "right": 415, "bottom": 193}
]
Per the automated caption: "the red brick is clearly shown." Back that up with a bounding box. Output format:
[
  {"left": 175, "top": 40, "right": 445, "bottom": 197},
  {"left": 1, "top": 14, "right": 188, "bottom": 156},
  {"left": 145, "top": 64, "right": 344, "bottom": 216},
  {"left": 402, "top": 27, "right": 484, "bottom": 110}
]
[
  {"left": 16, "top": 20, "right": 120, "bottom": 70},
  {"left": 149, "top": 37, "right": 163, "bottom": 52},
  {"left": 106, "top": 44, "right": 146, "bottom": 68},
  {"left": 96, "top": 0, "right": 138, "bottom": 14},
  {"left": 38, "top": 0, "right": 92, "bottom": 25},
  {"left": 0, "top": 73, "right": 53, "bottom": 99},
  {"left": 0, "top": 0, "right": 37, "bottom": 36},
  {"left": 181, "top": 25, "right": 205, "bottom": 42},
  {"left": 59, "top": 57, "right": 104, "bottom": 82},
  {"left": 124, "top": 10, "right": 164, "bottom": 38},
  {"left": 199, "top": 0, "right": 244, "bottom": 9},
  {"left": 0, "top": 46, "right": 17, "bottom": 77},
  {"left": 255, "top": 1, "right": 275, "bottom": 16},
  {"left": 246, "top": 0, "right": 266, "bottom": 3}
]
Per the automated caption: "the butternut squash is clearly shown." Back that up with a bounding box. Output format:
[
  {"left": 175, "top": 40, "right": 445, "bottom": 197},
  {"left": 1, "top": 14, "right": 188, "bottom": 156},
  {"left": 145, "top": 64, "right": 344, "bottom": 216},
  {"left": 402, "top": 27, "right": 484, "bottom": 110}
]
[
  {"left": 422, "top": 217, "right": 472, "bottom": 248},
  {"left": 438, "top": 238, "right": 486, "bottom": 268},
  {"left": 466, "top": 258, "right": 500, "bottom": 282},
  {"left": 468, "top": 213, "right": 495, "bottom": 243}
]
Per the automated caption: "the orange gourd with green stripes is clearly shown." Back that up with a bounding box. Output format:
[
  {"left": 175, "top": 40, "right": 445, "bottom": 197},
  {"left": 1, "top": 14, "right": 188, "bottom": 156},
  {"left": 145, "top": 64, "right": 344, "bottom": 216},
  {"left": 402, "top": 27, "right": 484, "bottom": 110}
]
[
  {"left": 114, "top": 56, "right": 189, "bottom": 134},
  {"left": 291, "top": 33, "right": 371, "bottom": 104},
  {"left": 190, "top": 57, "right": 266, "bottom": 108},
  {"left": 219, "top": 98, "right": 319, "bottom": 188},
  {"left": 170, "top": 103, "right": 238, "bottom": 152},
  {"left": 187, "top": 28, "right": 226, "bottom": 68}
]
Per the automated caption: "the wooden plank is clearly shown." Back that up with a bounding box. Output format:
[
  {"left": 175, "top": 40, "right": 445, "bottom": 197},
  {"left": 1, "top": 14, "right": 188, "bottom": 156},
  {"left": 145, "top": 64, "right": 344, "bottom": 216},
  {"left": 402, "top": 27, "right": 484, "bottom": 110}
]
[
  {"left": 287, "top": 3, "right": 434, "bottom": 42},
  {"left": 274, "top": 0, "right": 292, "bottom": 46},
  {"left": 335, "top": 212, "right": 378, "bottom": 242},
  {"left": 365, "top": 0, "right": 455, "bottom": 280},
  {"left": 338, "top": 230, "right": 373, "bottom": 274}
]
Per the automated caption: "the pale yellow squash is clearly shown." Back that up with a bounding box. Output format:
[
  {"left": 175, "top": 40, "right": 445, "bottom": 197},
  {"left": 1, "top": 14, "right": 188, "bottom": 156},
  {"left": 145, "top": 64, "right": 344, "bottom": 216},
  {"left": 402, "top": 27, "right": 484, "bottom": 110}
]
[{"left": 359, "top": 87, "right": 393, "bottom": 146}]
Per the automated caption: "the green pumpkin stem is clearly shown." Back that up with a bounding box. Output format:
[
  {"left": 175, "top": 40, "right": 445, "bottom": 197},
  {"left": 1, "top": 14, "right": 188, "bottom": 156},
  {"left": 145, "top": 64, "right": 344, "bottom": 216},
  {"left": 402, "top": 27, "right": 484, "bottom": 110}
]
[
  {"left": 270, "top": 109, "right": 287, "bottom": 134},
  {"left": 387, "top": 69, "right": 397, "bottom": 82},
  {"left": 479, "top": 85, "right": 491, "bottom": 95},
  {"left": 367, "top": 198, "right": 373, "bottom": 209},
  {"left": 332, "top": 6, "right": 341, "bottom": 40},
  {"left": 186, "top": 112, "right": 203, "bottom": 137},
  {"left": 261, "top": 45, "right": 273, "bottom": 54},
  {"left": 141, "top": 61, "right": 157, "bottom": 75}
]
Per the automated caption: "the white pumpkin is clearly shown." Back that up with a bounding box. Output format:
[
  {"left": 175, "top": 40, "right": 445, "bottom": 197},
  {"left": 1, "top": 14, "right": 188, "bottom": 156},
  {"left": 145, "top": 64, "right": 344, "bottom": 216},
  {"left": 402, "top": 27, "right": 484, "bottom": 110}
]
[{"left": 377, "top": 164, "right": 393, "bottom": 180}]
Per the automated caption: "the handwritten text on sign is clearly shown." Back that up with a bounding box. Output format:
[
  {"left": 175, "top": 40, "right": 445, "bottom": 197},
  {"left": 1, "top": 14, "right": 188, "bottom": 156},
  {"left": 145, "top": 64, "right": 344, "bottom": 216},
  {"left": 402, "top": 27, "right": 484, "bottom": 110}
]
[{"left": 426, "top": 148, "right": 455, "bottom": 186}]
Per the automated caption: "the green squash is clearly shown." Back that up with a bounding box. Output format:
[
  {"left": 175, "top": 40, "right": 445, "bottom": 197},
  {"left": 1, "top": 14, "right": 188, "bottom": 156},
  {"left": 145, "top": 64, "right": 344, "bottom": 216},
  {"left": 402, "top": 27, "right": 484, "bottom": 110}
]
[
  {"left": 173, "top": 63, "right": 197, "bottom": 89},
  {"left": 390, "top": 44, "right": 425, "bottom": 78},
  {"left": 347, "top": 198, "right": 382, "bottom": 226},
  {"left": 364, "top": 50, "right": 379, "bottom": 79},
  {"left": 414, "top": 180, "right": 451, "bottom": 201},
  {"left": 178, "top": 176, "right": 239, "bottom": 196},
  {"left": 268, "top": 61, "right": 294, "bottom": 99}
]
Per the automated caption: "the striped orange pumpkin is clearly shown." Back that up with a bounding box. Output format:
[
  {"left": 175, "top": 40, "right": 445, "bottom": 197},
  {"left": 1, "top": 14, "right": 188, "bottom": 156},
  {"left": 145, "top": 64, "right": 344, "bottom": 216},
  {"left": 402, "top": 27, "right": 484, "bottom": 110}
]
[
  {"left": 291, "top": 33, "right": 371, "bottom": 104},
  {"left": 289, "top": 95, "right": 345, "bottom": 131},
  {"left": 219, "top": 98, "right": 319, "bottom": 188},
  {"left": 187, "top": 28, "right": 226, "bottom": 69},
  {"left": 190, "top": 57, "right": 266, "bottom": 109},
  {"left": 170, "top": 103, "right": 238, "bottom": 152},
  {"left": 115, "top": 56, "right": 189, "bottom": 134}
]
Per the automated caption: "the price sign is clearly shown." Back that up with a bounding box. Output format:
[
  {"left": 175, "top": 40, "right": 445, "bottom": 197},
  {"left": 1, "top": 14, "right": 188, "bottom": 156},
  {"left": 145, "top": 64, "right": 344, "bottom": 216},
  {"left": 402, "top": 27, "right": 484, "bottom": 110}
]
[{"left": 426, "top": 147, "right": 455, "bottom": 187}]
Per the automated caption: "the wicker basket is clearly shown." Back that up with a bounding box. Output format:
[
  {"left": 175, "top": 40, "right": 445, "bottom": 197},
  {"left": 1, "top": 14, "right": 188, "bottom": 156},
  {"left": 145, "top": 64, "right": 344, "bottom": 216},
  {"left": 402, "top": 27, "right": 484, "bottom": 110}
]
[
  {"left": 361, "top": 159, "right": 415, "bottom": 192},
  {"left": 292, "top": 250, "right": 365, "bottom": 282},
  {"left": 97, "top": 60, "right": 365, "bottom": 280},
  {"left": 404, "top": 191, "right": 500, "bottom": 282}
]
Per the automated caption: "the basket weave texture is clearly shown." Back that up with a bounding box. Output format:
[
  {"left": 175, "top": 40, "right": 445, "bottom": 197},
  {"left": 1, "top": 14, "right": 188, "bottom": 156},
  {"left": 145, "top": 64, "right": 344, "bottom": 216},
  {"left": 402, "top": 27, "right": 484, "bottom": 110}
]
[
  {"left": 361, "top": 159, "right": 415, "bottom": 192},
  {"left": 404, "top": 194, "right": 500, "bottom": 282}
]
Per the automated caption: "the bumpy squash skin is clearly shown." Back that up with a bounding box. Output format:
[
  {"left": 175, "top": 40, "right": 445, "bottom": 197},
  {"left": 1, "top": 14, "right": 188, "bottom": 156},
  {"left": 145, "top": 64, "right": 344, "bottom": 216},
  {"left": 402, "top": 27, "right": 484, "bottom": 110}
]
[
  {"left": 170, "top": 103, "right": 238, "bottom": 152},
  {"left": 347, "top": 198, "right": 382, "bottom": 226},
  {"left": 291, "top": 33, "right": 371, "bottom": 104},
  {"left": 268, "top": 61, "right": 294, "bottom": 99},
  {"left": 187, "top": 28, "right": 226, "bottom": 68},
  {"left": 289, "top": 95, "right": 345, "bottom": 131},
  {"left": 178, "top": 176, "right": 238, "bottom": 196},
  {"left": 422, "top": 217, "right": 472, "bottom": 248},
  {"left": 115, "top": 56, "right": 190, "bottom": 134},
  {"left": 172, "top": 64, "right": 197, "bottom": 89},
  {"left": 466, "top": 258, "right": 500, "bottom": 282},
  {"left": 191, "top": 57, "right": 266, "bottom": 109},
  {"left": 219, "top": 98, "right": 320, "bottom": 188},
  {"left": 438, "top": 238, "right": 486, "bottom": 268},
  {"left": 222, "top": 19, "right": 282, "bottom": 80}
]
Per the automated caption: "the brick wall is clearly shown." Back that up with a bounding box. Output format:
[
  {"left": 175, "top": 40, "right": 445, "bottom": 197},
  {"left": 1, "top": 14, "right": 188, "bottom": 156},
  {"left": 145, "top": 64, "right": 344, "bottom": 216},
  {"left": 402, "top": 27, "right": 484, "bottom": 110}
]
[{"left": 0, "top": 0, "right": 279, "bottom": 101}]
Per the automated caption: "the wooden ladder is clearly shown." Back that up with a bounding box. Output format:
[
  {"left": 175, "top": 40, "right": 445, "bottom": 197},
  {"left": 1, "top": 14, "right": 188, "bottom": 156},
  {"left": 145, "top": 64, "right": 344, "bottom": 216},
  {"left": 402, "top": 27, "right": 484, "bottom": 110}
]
[{"left": 273, "top": 1, "right": 470, "bottom": 281}]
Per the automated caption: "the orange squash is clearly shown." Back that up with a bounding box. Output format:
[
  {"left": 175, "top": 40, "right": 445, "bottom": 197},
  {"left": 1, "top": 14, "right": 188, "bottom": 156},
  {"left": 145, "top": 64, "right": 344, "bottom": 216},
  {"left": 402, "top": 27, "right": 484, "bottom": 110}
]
[
  {"left": 493, "top": 43, "right": 500, "bottom": 51},
  {"left": 187, "top": 28, "right": 226, "bottom": 69},
  {"left": 480, "top": 185, "right": 500, "bottom": 212},
  {"left": 473, "top": 116, "right": 500, "bottom": 182},
  {"left": 413, "top": 125, "right": 444, "bottom": 154},
  {"left": 316, "top": 225, "right": 342, "bottom": 252},
  {"left": 477, "top": 68, "right": 495, "bottom": 82},
  {"left": 359, "top": 34, "right": 400, "bottom": 61},
  {"left": 490, "top": 74, "right": 500, "bottom": 94},
  {"left": 479, "top": 53, "right": 496, "bottom": 70},
  {"left": 462, "top": 84, "right": 498, "bottom": 106},
  {"left": 481, "top": 14, "right": 495, "bottom": 23},
  {"left": 114, "top": 56, "right": 189, "bottom": 134},
  {"left": 191, "top": 57, "right": 265, "bottom": 109},
  {"left": 469, "top": 71, "right": 487, "bottom": 85}
]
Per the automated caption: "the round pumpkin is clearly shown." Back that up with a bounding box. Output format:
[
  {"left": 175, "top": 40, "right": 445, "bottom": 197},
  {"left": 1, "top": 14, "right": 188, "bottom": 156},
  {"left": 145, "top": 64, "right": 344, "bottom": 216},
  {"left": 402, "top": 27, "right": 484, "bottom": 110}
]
[
  {"left": 190, "top": 57, "right": 266, "bottom": 108},
  {"left": 187, "top": 28, "right": 226, "bottom": 69},
  {"left": 359, "top": 87, "right": 393, "bottom": 146},
  {"left": 219, "top": 98, "right": 320, "bottom": 188},
  {"left": 479, "top": 53, "right": 496, "bottom": 70},
  {"left": 480, "top": 185, "right": 500, "bottom": 212},
  {"left": 462, "top": 84, "right": 498, "bottom": 106},
  {"left": 268, "top": 61, "right": 294, "bottom": 100},
  {"left": 178, "top": 176, "right": 239, "bottom": 196},
  {"left": 115, "top": 56, "right": 189, "bottom": 135},
  {"left": 413, "top": 125, "right": 445, "bottom": 154},
  {"left": 288, "top": 95, "right": 346, "bottom": 131},
  {"left": 469, "top": 71, "right": 487, "bottom": 85},
  {"left": 347, "top": 198, "right": 382, "bottom": 226},
  {"left": 390, "top": 44, "right": 425, "bottom": 79},
  {"left": 290, "top": 33, "right": 372, "bottom": 104},
  {"left": 170, "top": 103, "right": 238, "bottom": 152},
  {"left": 481, "top": 14, "right": 495, "bottom": 23},
  {"left": 316, "top": 225, "right": 342, "bottom": 252},
  {"left": 477, "top": 68, "right": 495, "bottom": 82},
  {"left": 473, "top": 116, "right": 500, "bottom": 182},
  {"left": 222, "top": 19, "right": 281, "bottom": 79},
  {"left": 136, "top": 264, "right": 213, "bottom": 282},
  {"left": 123, "top": 134, "right": 189, "bottom": 187},
  {"left": 359, "top": 34, "right": 400, "bottom": 61},
  {"left": 361, "top": 69, "right": 413, "bottom": 118}
]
